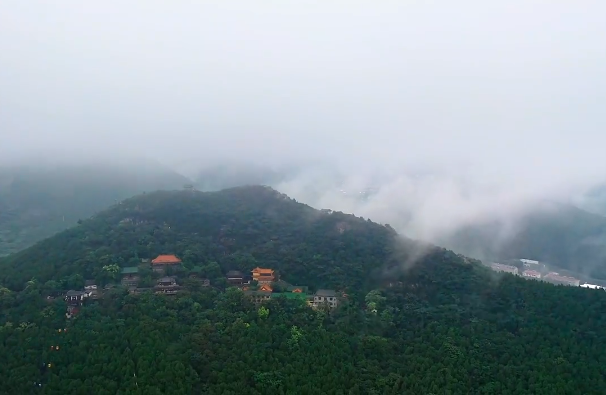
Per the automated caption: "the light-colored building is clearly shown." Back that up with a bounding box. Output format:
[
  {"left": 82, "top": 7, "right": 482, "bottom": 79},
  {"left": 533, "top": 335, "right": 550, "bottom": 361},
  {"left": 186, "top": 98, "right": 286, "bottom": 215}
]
[
  {"left": 491, "top": 263, "right": 519, "bottom": 275},
  {"left": 522, "top": 270, "right": 541, "bottom": 279},
  {"left": 520, "top": 258, "right": 539, "bottom": 267},
  {"left": 580, "top": 283, "right": 603, "bottom": 290},
  {"left": 313, "top": 289, "right": 338, "bottom": 309},
  {"left": 243, "top": 290, "right": 272, "bottom": 305}
]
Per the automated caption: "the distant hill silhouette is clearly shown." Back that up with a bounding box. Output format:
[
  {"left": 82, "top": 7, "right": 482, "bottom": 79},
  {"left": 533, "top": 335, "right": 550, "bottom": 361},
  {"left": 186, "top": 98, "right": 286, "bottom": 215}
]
[
  {"left": 0, "top": 160, "right": 191, "bottom": 256},
  {"left": 441, "top": 201, "right": 606, "bottom": 279}
]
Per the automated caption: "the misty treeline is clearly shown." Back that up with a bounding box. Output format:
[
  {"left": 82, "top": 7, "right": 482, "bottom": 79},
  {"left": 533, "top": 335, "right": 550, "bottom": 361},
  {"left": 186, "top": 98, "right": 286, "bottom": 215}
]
[
  {"left": 0, "top": 163, "right": 190, "bottom": 257},
  {"left": 443, "top": 202, "right": 606, "bottom": 281},
  {"left": 0, "top": 187, "right": 605, "bottom": 394}
]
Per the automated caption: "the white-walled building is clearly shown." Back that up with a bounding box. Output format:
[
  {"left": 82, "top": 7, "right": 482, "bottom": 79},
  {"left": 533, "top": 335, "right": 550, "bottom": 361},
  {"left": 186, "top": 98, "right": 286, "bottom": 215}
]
[
  {"left": 490, "top": 263, "right": 519, "bottom": 275},
  {"left": 580, "top": 283, "right": 603, "bottom": 290},
  {"left": 522, "top": 270, "right": 541, "bottom": 279}
]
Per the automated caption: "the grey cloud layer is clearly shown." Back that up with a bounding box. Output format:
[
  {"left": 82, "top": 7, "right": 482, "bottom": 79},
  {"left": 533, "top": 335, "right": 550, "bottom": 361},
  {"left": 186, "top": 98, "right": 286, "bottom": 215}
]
[{"left": 1, "top": 1, "right": 605, "bottom": 239}]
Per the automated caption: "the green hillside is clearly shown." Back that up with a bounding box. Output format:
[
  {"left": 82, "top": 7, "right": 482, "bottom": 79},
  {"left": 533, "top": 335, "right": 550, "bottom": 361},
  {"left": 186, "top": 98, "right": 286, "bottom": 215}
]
[
  {"left": 0, "top": 162, "right": 191, "bottom": 256},
  {"left": 442, "top": 201, "right": 606, "bottom": 279},
  {"left": 0, "top": 187, "right": 605, "bottom": 394}
]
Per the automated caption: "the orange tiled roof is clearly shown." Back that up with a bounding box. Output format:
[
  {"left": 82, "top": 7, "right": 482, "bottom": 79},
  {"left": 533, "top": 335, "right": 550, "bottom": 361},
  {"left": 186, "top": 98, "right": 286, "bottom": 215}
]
[
  {"left": 151, "top": 255, "right": 182, "bottom": 265},
  {"left": 292, "top": 288, "right": 303, "bottom": 293},
  {"left": 259, "top": 284, "right": 273, "bottom": 292},
  {"left": 252, "top": 267, "right": 274, "bottom": 274}
]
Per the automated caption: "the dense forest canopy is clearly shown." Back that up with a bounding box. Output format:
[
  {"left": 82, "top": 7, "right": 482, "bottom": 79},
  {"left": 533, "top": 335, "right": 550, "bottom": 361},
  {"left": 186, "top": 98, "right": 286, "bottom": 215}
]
[
  {"left": 1, "top": 186, "right": 606, "bottom": 394},
  {"left": 0, "top": 162, "right": 191, "bottom": 256}
]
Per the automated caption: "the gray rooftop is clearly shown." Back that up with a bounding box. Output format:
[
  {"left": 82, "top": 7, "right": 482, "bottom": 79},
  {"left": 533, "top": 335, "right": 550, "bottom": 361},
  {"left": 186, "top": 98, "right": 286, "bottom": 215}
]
[
  {"left": 158, "top": 276, "right": 176, "bottom": 283},
  {"left": 315, "top": 289, "right": 336, "bottom": 297}
]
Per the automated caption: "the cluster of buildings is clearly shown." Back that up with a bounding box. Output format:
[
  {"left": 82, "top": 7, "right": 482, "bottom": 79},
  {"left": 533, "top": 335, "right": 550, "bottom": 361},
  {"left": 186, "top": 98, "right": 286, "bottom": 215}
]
[
  {"left": 226, "top": 267, "right": 340, "bottom": 310},
  {"left": 58, "top": 255, "right": 340, "bottom": 318},
  {"left": 119, "top": 254, "right": 209, "bottom": 295},
  {"left": 490, "top": 259, "right": 586, "bottom": 288},
  {"left": 61, "top": 254, "right": 209, "bottom": 317}
]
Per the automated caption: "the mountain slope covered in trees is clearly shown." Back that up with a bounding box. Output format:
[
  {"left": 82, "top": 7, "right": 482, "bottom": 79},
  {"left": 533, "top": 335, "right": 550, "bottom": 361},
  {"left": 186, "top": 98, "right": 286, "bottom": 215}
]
[
  {"left": 0, "top": 186, "right": 606, "bottom": 394},
  {"left": 0, "top": 161, "right": 191, "bottom": 256}
]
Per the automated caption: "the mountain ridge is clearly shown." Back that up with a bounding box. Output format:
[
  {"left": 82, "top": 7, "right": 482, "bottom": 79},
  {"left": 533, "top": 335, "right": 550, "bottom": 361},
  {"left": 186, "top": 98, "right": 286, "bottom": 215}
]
[
  {"left": 0, "top": 185, "right": 408, "bottom": 291},
  {"left": 1, "top": 185, "right": 606, "bottom": 393}
]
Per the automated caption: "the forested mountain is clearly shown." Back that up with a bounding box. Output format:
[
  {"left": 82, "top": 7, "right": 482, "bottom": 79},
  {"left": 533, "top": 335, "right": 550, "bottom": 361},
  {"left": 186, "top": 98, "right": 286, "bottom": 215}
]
[
  {"left": 441, "top": 201, "right": 606, "bottom": 279},
  {"left": 1, "top": 186, "right": 606, "bottom": 394},
  {"left": 0, "top": 161, "right": 191, "bottom": 256}
]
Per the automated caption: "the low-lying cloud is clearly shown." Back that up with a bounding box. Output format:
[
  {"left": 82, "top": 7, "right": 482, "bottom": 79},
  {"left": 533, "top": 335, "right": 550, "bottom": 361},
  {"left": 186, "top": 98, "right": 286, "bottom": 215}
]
[
  {"left": 275, "top": 160, "right": 603, "bottom": 244},
  {"left": 2, "top": 1, "right": 606, "bottom": 254}
]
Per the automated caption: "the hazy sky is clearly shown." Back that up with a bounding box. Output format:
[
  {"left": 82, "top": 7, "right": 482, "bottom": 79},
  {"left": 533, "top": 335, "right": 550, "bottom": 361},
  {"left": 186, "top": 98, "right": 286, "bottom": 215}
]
[{"left": 2, "top": 1, "right": 606, "bottom": 240}]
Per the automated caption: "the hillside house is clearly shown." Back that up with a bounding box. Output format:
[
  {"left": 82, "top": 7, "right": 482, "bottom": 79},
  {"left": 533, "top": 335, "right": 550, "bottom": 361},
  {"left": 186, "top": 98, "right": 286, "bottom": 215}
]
[
  {"left": 226, "top": 270, "right": 245, "bottom": 285},
  {"left": 252, "top": 267, "right": 275, "bottom": 284},
  {"left": 121, "top": 267, "right": 140, "bottom": 287},
  {"left": 520, "top": 259, "right": 540, "bottom": 267},
  {"left": 151, "top": 254, "right": 182, "bottom": 273},
  {"left": 522, "top": 270, "right": 541, "bottom": 279},
  {"left": 243, "top": 290, "right": 272, "bottom": 305},
  {"left": 313, "top": 289, "right": 338, "bottom": 309},
  {"left": 154, "top": 276, "right": 180, "bottom": 295},
  {"left": 65, "top": 290, "right": 87, "bottom": 306},
  {"left": 491, "top": 263, "right": 519, "bottom": 275},
  {"left": 268, "top": 281, "right": 313, "bottom": 306},
  {"left": 84, "top": 280, "right": 97, "bottom": 291}
]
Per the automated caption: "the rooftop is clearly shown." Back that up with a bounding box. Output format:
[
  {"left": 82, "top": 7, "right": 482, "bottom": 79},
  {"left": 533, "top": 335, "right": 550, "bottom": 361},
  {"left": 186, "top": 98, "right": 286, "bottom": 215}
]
[
  {"left": 151, "top": 255, "right": 182, "bottom": 265},
  {"left": 272, "top": 292, "right": 308, "bottom": 300},
  {"left": 121, "top": 266, "right": 139, "bottom": 274},
  {"left": 252, "top": 267, "right": 274, "bottom": 275},
  {"left": 259, "top": 284, "right": 273, "bottom": 292},
  {"left": 66, "top": 290, "right": 85, "bottom": 297},
  {"left": 287, "top": 285, "right": 309, "bottom": 293},
  {"left": 158, "top": 276, "right": 176, "bottom": 283},
  {"left": 226, "top": 270, "right": 244, "bottom": 277},
  {"left": 315, "top": 289, "right": 336, "bottom": 297}
]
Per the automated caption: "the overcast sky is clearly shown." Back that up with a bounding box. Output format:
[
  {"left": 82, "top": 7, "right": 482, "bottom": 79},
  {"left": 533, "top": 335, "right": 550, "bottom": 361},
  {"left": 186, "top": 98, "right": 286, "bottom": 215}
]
[{"left": 2, "top": 1, "right": 606, "bottom": 239}]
